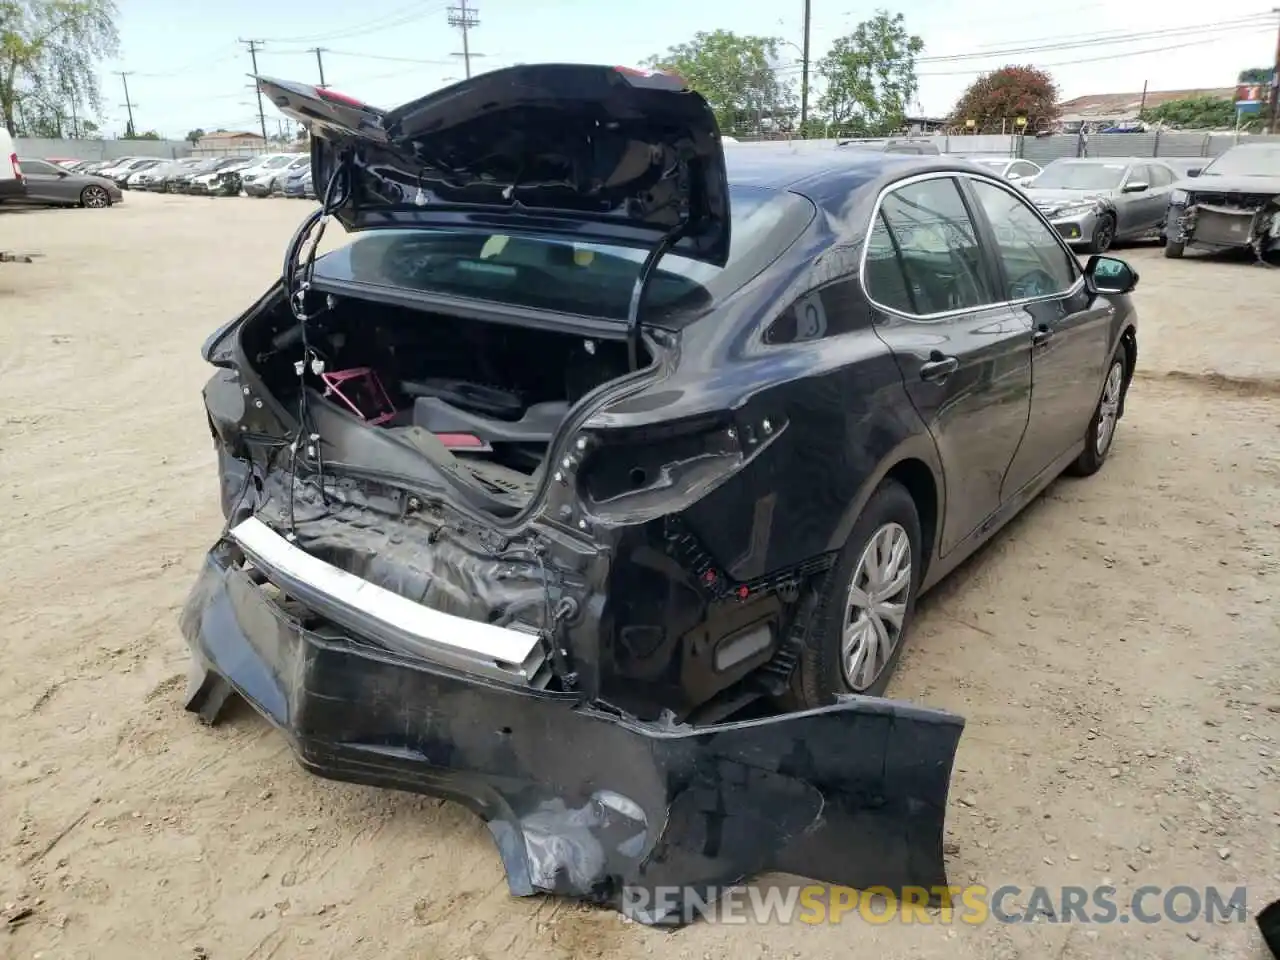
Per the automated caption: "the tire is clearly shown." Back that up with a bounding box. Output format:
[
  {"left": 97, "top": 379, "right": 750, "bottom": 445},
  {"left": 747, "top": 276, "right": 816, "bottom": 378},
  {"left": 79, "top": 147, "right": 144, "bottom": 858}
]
[
  {"left": 1067, "top": 352, "right": 1126, "bottom": 477},
  {"left": 1163, "top": 238, "right": 1185, "bottom": 259},
  {"left": 785, "top": 479, "right": 923, "bottom": 709},
  {"left": 1088, "top": 213, "right": 1115, "bottom": 254},
  {"left": 80, "top": 185, "right": 110, "bottom": 208}
]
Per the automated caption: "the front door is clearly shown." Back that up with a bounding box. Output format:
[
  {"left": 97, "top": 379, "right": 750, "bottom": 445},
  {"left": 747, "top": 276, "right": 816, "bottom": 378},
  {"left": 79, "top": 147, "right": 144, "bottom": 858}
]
[
  {"left": 862, "top": 174, "right": 1033, "bottom": 557},
  {"left": 962, "top": 177, "right": 1116, "bottom": 495},
  {"left": 14, "top": 159, "right": 74, "bottom": 203}
]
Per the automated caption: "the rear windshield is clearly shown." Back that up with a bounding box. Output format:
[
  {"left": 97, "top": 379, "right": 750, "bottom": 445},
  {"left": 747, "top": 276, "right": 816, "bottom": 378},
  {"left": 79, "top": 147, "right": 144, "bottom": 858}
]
[{"left": 312, "top": 184, "right": 815, "bottom": 323}]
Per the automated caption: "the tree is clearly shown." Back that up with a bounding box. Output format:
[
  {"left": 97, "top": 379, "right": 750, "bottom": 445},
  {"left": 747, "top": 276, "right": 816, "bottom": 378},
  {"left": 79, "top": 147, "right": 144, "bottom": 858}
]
[
  {"left": 0, "top": 0, "right": 119, "bottom": 134},
  {"left": 816, "top": 11, "right": 923, "bottom": 137},
  {"left": 949, "top": 65, "right": 1058, "bottom": 133},
  {"left": 1143, "top": 95, "right": 1257, "bottom": 131},
  {"left": 646, "top": 30, "right": 796, "bottom": 137},
  {"left": 125, "top": 128, "right": 158, "bottom": 140},
  {"left": 185, "top": 127, "right": 205, "bottom": 145}
]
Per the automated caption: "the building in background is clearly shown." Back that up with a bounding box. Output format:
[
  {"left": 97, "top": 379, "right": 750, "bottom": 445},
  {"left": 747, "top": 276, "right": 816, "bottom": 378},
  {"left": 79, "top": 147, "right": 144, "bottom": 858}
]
[
  {"left": 1056, "top": 87, "right": 1235, "bottom": 132},
  {"left": 191, "top": 130, "right": 268, "bottom": 158}
]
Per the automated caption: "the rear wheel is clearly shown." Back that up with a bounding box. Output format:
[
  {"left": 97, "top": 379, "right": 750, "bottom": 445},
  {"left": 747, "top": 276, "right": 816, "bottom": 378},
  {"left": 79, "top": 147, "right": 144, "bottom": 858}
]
[
  {"left": 80, "top": 185, "right": 110, "bottom": 208},
  {"left": 786, "top": 479, "right": 922, "bottom": 708}
]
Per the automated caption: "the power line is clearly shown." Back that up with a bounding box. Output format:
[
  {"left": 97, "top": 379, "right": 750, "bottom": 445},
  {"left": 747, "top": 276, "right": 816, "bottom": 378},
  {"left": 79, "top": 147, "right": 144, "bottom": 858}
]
[
  {"left": 259, "top": 2, "right": 447, "bottom": 45},
  {"left": 917, "top": 33, "right": 1267, "bottom": 76},
  {"left": 914, "top": 15, "right": 1274, "bottom": 63},
  {"left": 321, "top": 49, "right": 456, "bottom": 65},
  {"left": 448, "top": 0, "right": 481, "bottom": 79},
  {"left": 238, "top": 39, "right": 269, "bottom": 143}
]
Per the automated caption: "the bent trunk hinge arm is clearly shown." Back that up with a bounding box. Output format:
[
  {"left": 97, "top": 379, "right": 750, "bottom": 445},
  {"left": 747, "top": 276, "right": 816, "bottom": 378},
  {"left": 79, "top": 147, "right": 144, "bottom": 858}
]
[{"left": 626, "top": 221, "right": 689, "bottom": 372}]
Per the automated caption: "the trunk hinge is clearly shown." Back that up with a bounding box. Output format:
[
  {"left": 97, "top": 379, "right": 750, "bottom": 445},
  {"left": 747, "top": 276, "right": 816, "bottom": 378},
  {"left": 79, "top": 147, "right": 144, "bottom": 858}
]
[{"left": 626, "top": 222, "right": 688, "bottom": 372}]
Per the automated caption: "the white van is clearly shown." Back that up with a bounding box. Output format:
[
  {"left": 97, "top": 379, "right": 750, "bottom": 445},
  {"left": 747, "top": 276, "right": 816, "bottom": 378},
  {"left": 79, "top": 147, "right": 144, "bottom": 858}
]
[{"left": 0, "top": 125, "right": 25, "bottom": 202}]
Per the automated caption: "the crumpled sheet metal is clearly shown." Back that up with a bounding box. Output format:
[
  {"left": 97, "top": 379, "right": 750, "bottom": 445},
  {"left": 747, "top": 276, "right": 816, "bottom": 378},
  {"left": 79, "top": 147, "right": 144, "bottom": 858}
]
[{"left": 182, "top": 551, "right": 965, "bottom": 926}]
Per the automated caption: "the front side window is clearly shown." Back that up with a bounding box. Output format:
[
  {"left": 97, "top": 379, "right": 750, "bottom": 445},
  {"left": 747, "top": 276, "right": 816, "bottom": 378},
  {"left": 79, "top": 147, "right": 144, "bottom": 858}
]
[
  {"left": 1010, "top": 161, "right": 1039, "bottom": 179},
  {"left": 868, "top": 177, "right": 994, "bottom": 316},
  {"left": 1147, "top": 164, "right": 1173, "bottom": 187},
  {"left": 968, "top": 179, "right": 1078, "bottom": 300}
]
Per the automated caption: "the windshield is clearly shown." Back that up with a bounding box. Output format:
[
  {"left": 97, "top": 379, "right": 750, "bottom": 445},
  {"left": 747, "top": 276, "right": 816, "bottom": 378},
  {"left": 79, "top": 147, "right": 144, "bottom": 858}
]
[
  {"left": 312, "top": 184, "right": 815, "bottom": 325},
  {"left": 1033, "top": 162, "right": 1128, "bottom": 190},
  {"left": 263, "top": 155, "right": 292, "bottom": 168},
  {"left": 1200, "top": 145, "right": 1280, "bottom": 177}
]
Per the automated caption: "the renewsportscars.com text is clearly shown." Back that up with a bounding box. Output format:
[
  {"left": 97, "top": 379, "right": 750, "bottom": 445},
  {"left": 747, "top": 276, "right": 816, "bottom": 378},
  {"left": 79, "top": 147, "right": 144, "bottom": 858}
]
[{"left": 620, "top": 884, "right": 1249, "bottom": 926}]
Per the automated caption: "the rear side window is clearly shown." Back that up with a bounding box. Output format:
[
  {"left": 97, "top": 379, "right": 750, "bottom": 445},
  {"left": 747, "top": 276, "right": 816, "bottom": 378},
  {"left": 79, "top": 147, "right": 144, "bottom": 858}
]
[{"left": 867, "top": 177, "right": 995, "bottom": 316}]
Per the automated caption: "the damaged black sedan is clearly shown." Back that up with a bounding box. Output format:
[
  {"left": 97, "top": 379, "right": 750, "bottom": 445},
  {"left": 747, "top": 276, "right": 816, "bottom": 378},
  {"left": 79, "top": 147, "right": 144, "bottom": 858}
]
[
  {"left": 181, "top": 64, "right": 1140, "bottom": 925},
  {"left": 1163, "top": 142, "right": 1280, "bottom": 260}
]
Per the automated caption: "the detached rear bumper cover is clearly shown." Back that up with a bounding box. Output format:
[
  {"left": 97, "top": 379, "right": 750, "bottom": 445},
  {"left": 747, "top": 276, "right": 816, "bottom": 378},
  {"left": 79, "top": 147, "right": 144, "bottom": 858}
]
[{"left": 180, "top": 519, "right": 964, "bottom": 926}]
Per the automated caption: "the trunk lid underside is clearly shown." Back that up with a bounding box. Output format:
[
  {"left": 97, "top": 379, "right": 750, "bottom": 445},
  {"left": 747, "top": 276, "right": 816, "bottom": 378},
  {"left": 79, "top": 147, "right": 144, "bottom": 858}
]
[{"left": 257, "top": 64, "right": 732, "bottom": 266}]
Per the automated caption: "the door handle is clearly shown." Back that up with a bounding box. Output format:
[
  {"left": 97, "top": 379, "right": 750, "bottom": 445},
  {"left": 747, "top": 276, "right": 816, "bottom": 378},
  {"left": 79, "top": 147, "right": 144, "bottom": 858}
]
[
  {"left": 919, "top": 355, "right": 959, "bottom": 382},
  {"left": 1033, "top": 326, "right": 1054, "bottom": 346}
]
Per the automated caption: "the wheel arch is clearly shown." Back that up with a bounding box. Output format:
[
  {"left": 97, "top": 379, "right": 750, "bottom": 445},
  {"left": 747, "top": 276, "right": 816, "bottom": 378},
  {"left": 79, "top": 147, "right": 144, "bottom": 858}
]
[{"left": 827, "top": 439, "right": 945, "bottom": 583}]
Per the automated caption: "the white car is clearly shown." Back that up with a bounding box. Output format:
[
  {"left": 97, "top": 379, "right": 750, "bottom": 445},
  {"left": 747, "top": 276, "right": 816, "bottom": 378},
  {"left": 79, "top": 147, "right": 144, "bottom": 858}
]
[
  {"left": 0, "top": 125, "right": 24, "bottom": 202},
  {"left": 959, "top": 155, "right": 1043, "bottom": 187},
  {"left": 241, "top": 154, "right": 306, "bottom": 197}
]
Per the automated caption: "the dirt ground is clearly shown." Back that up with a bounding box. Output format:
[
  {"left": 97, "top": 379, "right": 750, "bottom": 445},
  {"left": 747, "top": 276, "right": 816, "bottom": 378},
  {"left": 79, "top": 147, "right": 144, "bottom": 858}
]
[{"left": 1, "top": 192, "right": 1278, "bottom": 960}]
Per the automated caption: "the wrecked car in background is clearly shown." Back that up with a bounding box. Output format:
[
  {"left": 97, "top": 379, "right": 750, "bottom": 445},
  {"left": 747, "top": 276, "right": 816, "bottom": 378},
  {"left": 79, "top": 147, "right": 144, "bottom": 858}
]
[
  {"left": 180, "top": 64, "right": 1140, "bottom": 925},
  {"left": 1163, "top": 142, "right": 1280, "bottom": 261}
]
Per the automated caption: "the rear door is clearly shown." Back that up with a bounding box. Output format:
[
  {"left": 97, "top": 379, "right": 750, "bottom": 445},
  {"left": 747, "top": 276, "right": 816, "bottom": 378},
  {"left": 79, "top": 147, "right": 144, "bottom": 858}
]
[
  {"left": 864, "top": 174, "right": 1033, "bottom": 557},
  {"left": 963, "top": 175, "right": 1114, "bottom": 494},
  {"left": 1118, "top": 163, "right": 1167, "bottom": 236}
]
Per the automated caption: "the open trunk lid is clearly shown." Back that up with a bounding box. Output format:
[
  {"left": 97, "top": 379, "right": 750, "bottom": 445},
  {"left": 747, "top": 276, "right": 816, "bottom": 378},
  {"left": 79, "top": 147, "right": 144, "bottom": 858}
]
[{"left": 256, "top": 64, "right": 731, "bottom": 266}]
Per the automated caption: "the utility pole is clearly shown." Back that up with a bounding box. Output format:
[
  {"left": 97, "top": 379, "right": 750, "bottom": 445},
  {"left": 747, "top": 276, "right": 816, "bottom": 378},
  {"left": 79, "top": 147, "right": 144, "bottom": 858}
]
[
  {"left": 1138, "top": 79, "right": 1148, "bottom": 119},
  {"left": 239, "top": 38, "right": 269, "bottom": 143},
  {"left": 447, "top": 0, "right": 480, "bottom": 79},
  {"left": 115, "top": 71, "right": 136, "bottom": 137},
  {"left": 1269, "top": 8, "right": 1280, "bottom": 134},
  {"left": 800, "top": 0, "right": 812, "bottom": 133},
  {"left": 310, "top": 47, "right": 328, "bottom": 88}
]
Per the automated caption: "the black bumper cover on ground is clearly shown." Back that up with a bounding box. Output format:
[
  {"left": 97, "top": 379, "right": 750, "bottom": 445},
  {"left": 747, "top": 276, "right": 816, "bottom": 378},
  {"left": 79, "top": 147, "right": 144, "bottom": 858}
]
[{"left": 181, "top": 549, "right": 964, "bottom": 926}]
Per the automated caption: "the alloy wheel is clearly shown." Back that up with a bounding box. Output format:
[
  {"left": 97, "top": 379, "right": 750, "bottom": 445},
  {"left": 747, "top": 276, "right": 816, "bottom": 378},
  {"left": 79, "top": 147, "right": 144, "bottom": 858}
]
[
  {"left": 841, "top": 522, "right": 912, "bottom": 692},
  {"left": 1096, "top": 359, "right": 1124, "bottom": 457},
  {"left": 82, "top": 185, "right": 109, "bottom": 208},
  {"left": 1095, "top": 219, "right": 1114, "bottom": 253}
]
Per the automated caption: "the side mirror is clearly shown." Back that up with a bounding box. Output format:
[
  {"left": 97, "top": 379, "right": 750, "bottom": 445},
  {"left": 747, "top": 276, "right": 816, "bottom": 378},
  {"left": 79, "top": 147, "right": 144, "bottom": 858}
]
[
  {"left": 1121, "top": 181, "right": 1149, "bottom": 193},
  {"left": 1187, "top": 168, "right": 1201, "bottom": 178},
  {"left": 1086, "top": 255, "right": 1138, "bottom": 294}
]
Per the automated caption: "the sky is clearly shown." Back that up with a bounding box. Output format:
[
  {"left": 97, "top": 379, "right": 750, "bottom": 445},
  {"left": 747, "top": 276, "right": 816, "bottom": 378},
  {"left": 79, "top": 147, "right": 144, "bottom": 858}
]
[{"left": 94, "top": 0, "right": 1280, "bottom": 139}]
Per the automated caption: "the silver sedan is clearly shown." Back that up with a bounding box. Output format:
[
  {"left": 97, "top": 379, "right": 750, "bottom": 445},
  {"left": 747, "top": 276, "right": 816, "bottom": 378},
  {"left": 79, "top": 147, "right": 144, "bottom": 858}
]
[{"left": 15, "top": 158, "right": 123, "bottom": 208}]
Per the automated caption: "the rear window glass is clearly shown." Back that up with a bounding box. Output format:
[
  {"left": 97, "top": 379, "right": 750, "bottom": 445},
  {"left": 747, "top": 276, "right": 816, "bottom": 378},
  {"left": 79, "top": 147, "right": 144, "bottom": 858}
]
[{"left": 312, "top": 184, "right": 815, "bottom": 323}]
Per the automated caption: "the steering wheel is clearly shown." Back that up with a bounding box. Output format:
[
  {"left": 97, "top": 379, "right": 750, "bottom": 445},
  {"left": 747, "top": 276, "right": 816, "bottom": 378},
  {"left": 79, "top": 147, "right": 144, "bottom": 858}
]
[{"left": 1009, "top": 268, "right": 1059, "bottom": 301}]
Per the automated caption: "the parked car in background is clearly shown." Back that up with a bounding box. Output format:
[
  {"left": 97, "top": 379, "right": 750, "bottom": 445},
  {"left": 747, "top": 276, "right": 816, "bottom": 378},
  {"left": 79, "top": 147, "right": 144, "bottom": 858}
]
[
  {"left": 0, "top": 125, "right": 24, "bottom": 203},
  {"left": 145, "top": 158, "right": 203, "bottom": 191},
  {"left": 14, "top": 157, "right": 121, "bottom": 208},
  {"left": 188, "top": 157, "right": 255, "bottom": 196},
  {"left": 837, "top": 136, "right": 940, "bottom": 155},
  {"left": 170, "top": 157, "right": 238, "bottom": 193},
  {"left": 249, "top": 154, "right": 308, "bottom": 197},
  {"left": 281, "top": 165, "right": 312, "bottom": 198},
  {"left": 98, "top": 157, "right": 154, "bottom": 184},
  {"left": 113, "top": 158, "right": 162, "bottom": 188},
  {"left": 1022, "top": 157, "right": 1178, "bottom": 253},
  {"left": 958, "top": 155, "right": 1042, "bottom": 186},
  {"left": 182, "top": 69, "right": 1143, "bottom": 923},
  {"left": 1163, "top": 142, "right": 1280, "bottom": 260},
  {"left": 237, "top": 153, "right": 296, "bottom": 195}
]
